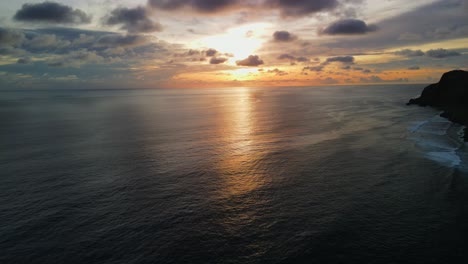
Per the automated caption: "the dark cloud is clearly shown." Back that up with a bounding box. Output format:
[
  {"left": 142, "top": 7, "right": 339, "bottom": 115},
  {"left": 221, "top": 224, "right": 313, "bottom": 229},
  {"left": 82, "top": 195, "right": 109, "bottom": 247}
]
[
  {"left": 267, "top": 68, "right": 288, "bottom": 76},
  {"left": 0, "top": 28, "right": 24, "bottom": 47},
  {"left": 324, "top": 1, "right": 468, "bottom": 50},
  {"left": 173, "top": 49, "right": 201, "bottom": 57},
  {"left": 322, "top": 19, "right": 377, "bottom": 35},
  {"left": 26, "top": 34, "right": 71, "bottom": 49},
  {"left": 104, "top": 6, "right": 162, "bottom": 33},
  {"left": 273, "top": 31, "right": 297, "bottom": 42},
  {"left": 95, "top": 34, "right": 151, "bottom": 48},
  {"left": 398, "top": 32, "right": 422, "bottom": 41},
  {"left": 14, "top": 2, "right": 91, "bottom": 24},
  {"left": 269, "top": 69, "right": 287, "bottom": 76},
  {"left": 394, "top": 49, "right": 425, "bottom": 57},
  {"left": 147, "top": 0, "right": 188, "bottom": 11},
  {"left": 46, "top": 49, "right": 105, "bottom": 67},
  {"left": 187, "top": 49, "right": 200, "bottom": 56},
  {"left": 205, "top": 48, "right": 217, "bottom": 56},
  {"left": 426, "top": 48, "right": 461, "bottom": 58},
  {"left": 47, "top": 61, "right": 65, "bottom": 67},
  {"left": 303, "top": 66, "right": 323, "bottom": 72},
  {"left": 209, "top": 57, "right": 227, "bottom": 64},
  {"left": 277, "top": 53, "right": 309, "bottom": 62},
  {"left": 408, "top": 66, "right": 420, "bottom": 70},
  {"left": 352, "top": 67, "right": 371, "bottom": 73},
  {"left": 236, "top": 55, "right": 264, "bottom": 66},
  {"left": 28, "top": 27, "right": 110, "bottom": 42},
  {"left": 17, "top": 57, "right": 31, "bottom": 64},
  {"left": 296, "top": 56, "right": 309, "bottom": 62},
  {"left": 268, "top": 0, "right": 339, "bottom": 16},
  {"left": 325, "top": 56, "right": 354, "bottom": 64},
  {"left": 278, "top": 53, "right": 296, "bottom": 60},
  {"left": 148, "top": 0, "right": 339, "bottom": 16},
  {"left": 148, "top": 0, "right": 238, "bottom": 13},
  {"left": 3, "top": 27, "right": 167, "bottom": 59}
]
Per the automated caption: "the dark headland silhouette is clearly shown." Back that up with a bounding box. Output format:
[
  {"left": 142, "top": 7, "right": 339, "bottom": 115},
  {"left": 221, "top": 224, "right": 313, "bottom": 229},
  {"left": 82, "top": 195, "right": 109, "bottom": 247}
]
[{"left": 407, "top": 70, "right": 468, "bottom": 141}]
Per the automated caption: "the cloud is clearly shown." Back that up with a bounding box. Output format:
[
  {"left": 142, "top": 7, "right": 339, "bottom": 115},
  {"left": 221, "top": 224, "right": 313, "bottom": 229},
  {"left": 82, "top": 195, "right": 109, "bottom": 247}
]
[
  {"left": 0, "top": 28, "right": 24, "bottom": 47},
  {"left": 273, "top": 31, "right": 297, "bottom": 42},
  {"left": 0, "top": 27, "right": 171, "bottom": 65},
  {"left": 277, "top": 53, "right": 309, "bottom": 63},
  {"left": 360, "top": 75, "right": 409, "bottom": 83},
  {"left": 321, "top": 19, "right": 377, "bottom": 35},
  {"left": 394, "top": 49, "right": 425, "bottom": 57},
  {"left": 323, "top": 1, "right": 468, "bottom": 51},
  {"left": 303, "top": 66, "right": 323, "bottom": 72},
  {"left": 148, "top": 0, "right": 340, "bottom": 16},
  {"left": 426, "top": 48, "right": 461, "bottom": 58},
  {"left": 104, "top": 6, "right": 162, "bottom": 33},
  {"left": 148, "top": 0, "right": 238, "bottom": 13},
  {"left": 13, "top": 2, "right": 91, "bottom": 24},
  {"left": 277, "top": 53, "right": 296, "bottom": 60},
  {"left": 47, "top": 49, "right": 106, "bottom": 67},
  {"left": 267, "top": 68, "right": 287, "bottom": 76},
  {"left": 209, "top": 57, "right": 227, "bottom": 64},
  {"left": 95, "top": 34, "right": 151, "bottom": 48},
  {"left": 236, "top": 55, "right": 264, "bottom": 66},
  {"left": 296, "top": 56, "right": 309, "bottom": 62},
  {"left": 17, "top": 57, "right": 31, "bottom": 64},
  {"left": 26, "top": 34, "right": 71, "bottom": 49},
  {"left": 325, "top": 56, "right": 354, "bottom": 64},
  {"left": 398, "top": 32, "right": 422, "bottom": 41},
  {"left": 187, "top": 49, "right": 200, "bottom": 56},
  {"left": 205, "top": 48, "right": 217, "bottom": 56},
  {"left": 319, "top": 77, "right": 339, "bottom": 84},
  {"left": 268, "top": 0, "right": 339, "bottom": 16},
  {"left": 408, "top": 66, "right": 420, "bottom": 70}
]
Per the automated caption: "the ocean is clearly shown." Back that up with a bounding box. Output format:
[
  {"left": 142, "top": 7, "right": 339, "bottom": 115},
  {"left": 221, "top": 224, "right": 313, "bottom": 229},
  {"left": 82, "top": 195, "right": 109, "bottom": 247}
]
[{"left": 1, "top": 85, "right": 468, "bottom": 263}]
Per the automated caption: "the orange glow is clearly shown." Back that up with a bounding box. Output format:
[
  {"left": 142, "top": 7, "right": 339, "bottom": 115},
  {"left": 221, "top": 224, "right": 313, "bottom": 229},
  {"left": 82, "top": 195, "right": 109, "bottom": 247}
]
[
  {"left": 212, "top": 88, "right": 270, "bottom": 198},
  {"left": 195, "top": 23, "right": 271, "bottom": 61}
]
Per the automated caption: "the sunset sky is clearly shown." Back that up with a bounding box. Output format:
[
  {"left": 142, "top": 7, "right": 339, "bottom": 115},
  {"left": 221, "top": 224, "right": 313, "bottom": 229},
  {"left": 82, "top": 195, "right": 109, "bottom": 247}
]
[{"left": 1, "top": 0, "right": 467, "bottom": 88}]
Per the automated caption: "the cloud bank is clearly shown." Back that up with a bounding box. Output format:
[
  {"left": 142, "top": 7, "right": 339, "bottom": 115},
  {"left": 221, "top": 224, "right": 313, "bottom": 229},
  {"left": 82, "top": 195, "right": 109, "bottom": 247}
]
[
  {"left": 14, "top": 2, "right": 91, "bottom": 24},
  {"left": 104, "top": 6, "right": 162, "bottom": 33}
]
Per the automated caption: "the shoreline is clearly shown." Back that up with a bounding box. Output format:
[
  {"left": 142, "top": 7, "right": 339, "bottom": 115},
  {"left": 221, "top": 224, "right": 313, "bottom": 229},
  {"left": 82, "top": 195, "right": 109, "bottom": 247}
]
[{"left": 407, "top": 70, "right": 468, "bottom": 142}]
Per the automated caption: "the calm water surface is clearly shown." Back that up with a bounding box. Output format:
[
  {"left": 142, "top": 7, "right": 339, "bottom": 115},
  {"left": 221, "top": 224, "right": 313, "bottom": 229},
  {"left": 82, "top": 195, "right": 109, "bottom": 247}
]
[{"left": 1, "top": 85, "right": 468, "bottom": 263}]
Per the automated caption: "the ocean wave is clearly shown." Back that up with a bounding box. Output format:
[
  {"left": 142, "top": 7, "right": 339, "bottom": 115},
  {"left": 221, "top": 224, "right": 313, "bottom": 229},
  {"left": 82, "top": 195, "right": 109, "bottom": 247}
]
[{"left": 409, "top": 114, "right": 466, "bottom": 168}]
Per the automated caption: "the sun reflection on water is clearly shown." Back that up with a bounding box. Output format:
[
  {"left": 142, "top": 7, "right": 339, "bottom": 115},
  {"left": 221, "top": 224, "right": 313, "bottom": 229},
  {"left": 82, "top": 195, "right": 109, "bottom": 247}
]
[{"left": 215, "top": 88, "right": 269, "bottom": 199}]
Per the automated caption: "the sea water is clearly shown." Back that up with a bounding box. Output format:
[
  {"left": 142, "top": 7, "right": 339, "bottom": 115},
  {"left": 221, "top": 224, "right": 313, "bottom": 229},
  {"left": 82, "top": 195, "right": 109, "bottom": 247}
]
[{"left": 1, "top": 85, "right": 468, "bottom": 263}]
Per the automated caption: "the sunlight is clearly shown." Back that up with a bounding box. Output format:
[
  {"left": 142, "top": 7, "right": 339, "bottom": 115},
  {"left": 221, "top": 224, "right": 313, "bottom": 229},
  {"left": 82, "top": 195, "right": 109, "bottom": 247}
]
[
  {"left": 224, "top": 68, "right": 260, "bottom": 81},
  {"left": 196, "top": 23, "right": 271, "bottom": 61},
  {"left": 214, "top": 87, "right": 268, "bottom": 198}
]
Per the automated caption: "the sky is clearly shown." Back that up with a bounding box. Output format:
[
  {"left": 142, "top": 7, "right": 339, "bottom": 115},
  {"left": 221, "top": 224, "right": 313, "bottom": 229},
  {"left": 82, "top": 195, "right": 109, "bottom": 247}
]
[{"left": 0, "top": 0, "right": 467, "bottom": 89}]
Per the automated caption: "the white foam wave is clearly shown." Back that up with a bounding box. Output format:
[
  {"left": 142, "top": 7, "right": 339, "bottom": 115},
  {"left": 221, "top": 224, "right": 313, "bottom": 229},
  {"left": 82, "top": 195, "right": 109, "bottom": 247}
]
[
  {"left": 411, "top": 136, "right": 460, "bottom": 151},
  {"left": 408, "top": 121, "right": 428, "bottom": 132},
  {"left": 426, "top": 151, "right": 461, "bottom": 167},
  {"left": 408, "top": 114, "right": 466, "bottom": 168}
]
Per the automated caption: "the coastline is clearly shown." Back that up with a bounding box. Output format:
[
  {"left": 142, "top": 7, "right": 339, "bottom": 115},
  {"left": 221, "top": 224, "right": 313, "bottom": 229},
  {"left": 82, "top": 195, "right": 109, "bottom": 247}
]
[{"left": 407, "top": 70, "right": 468, "bottom": 142}]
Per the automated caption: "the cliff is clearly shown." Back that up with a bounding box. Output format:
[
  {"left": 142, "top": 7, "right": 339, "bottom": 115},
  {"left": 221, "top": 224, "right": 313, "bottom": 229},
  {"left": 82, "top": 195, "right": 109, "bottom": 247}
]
[{"left": 407, "top": 70, "right": 468, "bottom": 141}]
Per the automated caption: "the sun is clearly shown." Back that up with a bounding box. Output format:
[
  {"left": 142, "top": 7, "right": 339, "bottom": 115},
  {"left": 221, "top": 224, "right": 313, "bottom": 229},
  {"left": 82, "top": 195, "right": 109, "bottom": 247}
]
[{"left": 195, "top": 23, "right": 271, "bottom": 61}]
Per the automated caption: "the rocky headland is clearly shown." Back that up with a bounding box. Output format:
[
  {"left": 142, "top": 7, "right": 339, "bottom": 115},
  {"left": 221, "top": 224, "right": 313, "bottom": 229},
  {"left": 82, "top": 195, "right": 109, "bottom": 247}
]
[{"left": 407, "top": 70, "right": 468, "bottom": 141}]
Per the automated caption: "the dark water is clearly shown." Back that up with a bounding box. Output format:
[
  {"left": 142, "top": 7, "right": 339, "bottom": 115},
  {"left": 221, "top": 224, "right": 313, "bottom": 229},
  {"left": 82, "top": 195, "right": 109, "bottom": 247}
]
[{"left": 1, "top": 85, "right": 468, "bottom": 264}]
